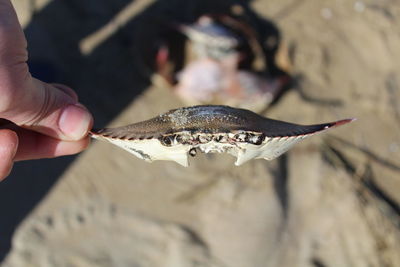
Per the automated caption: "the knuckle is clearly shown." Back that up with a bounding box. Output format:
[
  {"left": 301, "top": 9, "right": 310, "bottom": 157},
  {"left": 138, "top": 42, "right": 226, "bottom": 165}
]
[
  {"left": 22, "top": 81, "right": 53, "bottom": 126},
  {"left": 0, "top": 64, "right": 30, "bottom": 116}
]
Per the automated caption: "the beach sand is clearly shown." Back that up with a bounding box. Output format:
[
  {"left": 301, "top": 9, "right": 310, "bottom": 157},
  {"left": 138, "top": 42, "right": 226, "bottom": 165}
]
[{"left": 1, "top": 0, "right": 400, "bottom": 266}]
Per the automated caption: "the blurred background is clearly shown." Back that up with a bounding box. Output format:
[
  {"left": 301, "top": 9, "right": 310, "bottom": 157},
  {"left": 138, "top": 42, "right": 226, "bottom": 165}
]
[{"left": 1, "top": 0, "right": 400, "bottom": 266}]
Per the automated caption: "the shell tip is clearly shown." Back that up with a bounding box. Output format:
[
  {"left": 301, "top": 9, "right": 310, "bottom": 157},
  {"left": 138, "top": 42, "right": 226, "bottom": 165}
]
[{"left": 329, "top": 118, "right": 357, "bottom": 128}]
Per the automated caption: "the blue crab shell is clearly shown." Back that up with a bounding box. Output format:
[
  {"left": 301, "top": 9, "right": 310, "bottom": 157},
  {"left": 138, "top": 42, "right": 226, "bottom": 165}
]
[{"left": 90, "top": 105, "right": 354, "bottom": 166}]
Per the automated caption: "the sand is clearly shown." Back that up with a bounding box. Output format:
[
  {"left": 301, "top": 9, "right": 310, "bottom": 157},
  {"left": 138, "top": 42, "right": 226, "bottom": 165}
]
[{"left": 1, "top": 0, "right": 400, "bottom": 266}]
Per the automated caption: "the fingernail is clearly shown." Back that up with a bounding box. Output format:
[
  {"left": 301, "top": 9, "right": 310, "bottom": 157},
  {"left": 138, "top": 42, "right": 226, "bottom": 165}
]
[{"left": 58, "top": 104, "right": 93, "bottom": 140}]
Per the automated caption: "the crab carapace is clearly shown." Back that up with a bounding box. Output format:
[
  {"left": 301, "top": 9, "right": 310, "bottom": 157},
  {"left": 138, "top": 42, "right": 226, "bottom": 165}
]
[{"left": 90, "top": 105, "right": 354, "bottom": 166}]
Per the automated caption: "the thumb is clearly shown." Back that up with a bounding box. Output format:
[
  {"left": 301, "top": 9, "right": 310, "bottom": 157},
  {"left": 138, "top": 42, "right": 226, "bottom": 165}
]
[{"left": 1, "top": 76, "right": 93, "bottom": 141}]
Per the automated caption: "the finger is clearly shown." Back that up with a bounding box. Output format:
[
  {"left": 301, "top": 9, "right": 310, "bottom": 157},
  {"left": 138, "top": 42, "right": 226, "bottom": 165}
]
[
  {"left": 10, "top": 126, "right": 90, "bottom": 161},
  {"left": 0, "top": 120, "right": 91, "bottom": 161},
  {"left": 0, "top": 129, "right": 18, "bottom": 181},
  {"left": 1, "top": 77, "right": 93, "bottom": 141}
]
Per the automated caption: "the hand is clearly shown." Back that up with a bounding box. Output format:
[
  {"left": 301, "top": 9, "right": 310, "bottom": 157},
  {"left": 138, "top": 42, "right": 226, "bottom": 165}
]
[{"left": 0, "top": 0, "right": 93, "bottom": 180}]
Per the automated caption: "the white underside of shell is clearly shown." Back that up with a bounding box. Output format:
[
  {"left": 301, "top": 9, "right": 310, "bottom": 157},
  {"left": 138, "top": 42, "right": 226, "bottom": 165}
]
[
  {"left": 92, "top": 135, "right": 191, "bottom": 167},
  {"left": 92, "top": 133, "right": 312, "bottom": 167},
  {"left": 233, "top": 135, "right": 309, "bottom": 165}
]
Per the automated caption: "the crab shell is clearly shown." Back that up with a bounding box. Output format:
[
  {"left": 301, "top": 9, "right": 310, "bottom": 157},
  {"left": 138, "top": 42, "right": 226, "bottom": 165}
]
[
  {"left": 90, "top": 105, "right": 354, "bottom": 167},
  {"left": 150, "top": 14, "right": 291, "bottom": 112}
]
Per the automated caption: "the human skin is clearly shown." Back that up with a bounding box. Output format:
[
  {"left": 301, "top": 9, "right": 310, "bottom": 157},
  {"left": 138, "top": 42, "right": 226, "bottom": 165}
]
[{"left": 0, "top": 0, "right": 93, "bottom": 180}]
